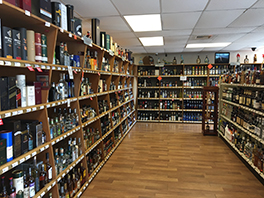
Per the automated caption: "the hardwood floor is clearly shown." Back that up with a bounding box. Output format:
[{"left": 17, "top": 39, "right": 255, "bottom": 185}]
[{"left": 81, "top": 123, "right": 264, "bottom": 198}]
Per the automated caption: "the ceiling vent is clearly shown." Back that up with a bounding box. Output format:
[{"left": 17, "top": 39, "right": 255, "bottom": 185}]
[{"left": 195, "top": 35, "right": 212, "bottom": 39}]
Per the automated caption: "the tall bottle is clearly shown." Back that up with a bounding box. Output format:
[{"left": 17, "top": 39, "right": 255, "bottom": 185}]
[
  {"left": 24, "top": 172, "right": 30, "bottom": 198},
  {"left": 57, "top": 73, "right": 66, "bottom": 100},
  {"left": 9, "top": 177, "right": 16, "bottom": 198},
  {"left": 48, "top": 82, "right": 56, "bottom": 102},
  {"left": 0, "top": 177, "right": 8, "bottom": 198},
  {"left": 39, "top": 164, "right": 46, "bottom": 189},
  {"left": 46, "top": 153, "right": 52, "bottom": 182},
  {"left": 28, "top": 168, "right": 35, "bottom": 198},
  {"left": 64, "top": 43, "right": 70, "bottom": 66},
  {"left": 33, "top": 156, "right": 40, "bottom": 193}
]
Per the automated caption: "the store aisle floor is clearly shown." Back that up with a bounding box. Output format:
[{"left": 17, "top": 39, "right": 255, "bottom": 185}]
[{"left": 81, "top": 123, "right": 264, "bottom": 198}]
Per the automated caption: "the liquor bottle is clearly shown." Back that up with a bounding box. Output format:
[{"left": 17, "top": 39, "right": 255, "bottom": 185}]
[
  {"left": 196, "top": 56, "right": 201, "bottom": 64},
  {"left": 78, "top": 167, "right": 82, "bottom": 188},
  {"left": 64, "top": 183, "right": 69, "bottom": 198},
  {"left": 80, "top": 163, "right": 86, "bottom": 185},
  {"left": 57, "top": 73, "right": 66, "bottom": 100},
  {"left": 39, "top": 164, "right": 46, "bottom": 189},
  {"left": 24, "top": 172, "right": 30, "bottom": 198},
  {"left": 67, "top": 175, "right": 73, "bottom": 197},
  {"left": 244, "top": 55, "right": 249, "bottom": 63},
  {"left": 9, "top": 177, "right": 16, "bottom": 198},
  {"left": 28, "top": 168, "right": 35, "bottom": 198},
  {"left": 173, "top": 57, "right": 177, "bottom": 65},
  {"left": 254, "top": 54, "right": 257, "bottom": 63},
  {"left": 33, "top": 156, "right": 40, "bottom": 193},
  {"left": 72, "top": 174, "right": 77, "bottom": 196},
  {"left": 75, "top": 169, "right": 81, "bottom": 191},
  {"left": 204, "top": 56, "right": 209, "bottom": 64},
  {"left": 64, "top": 43, "right": 70, "bottom": 66},
  {"left": 48, "top": 82, "right": 57, "bottom": 102},
  {"left": 78, "top": 137, "right": 82, "bottom": 156},
  {"left": 46, "top": 153, "right": 52, "bottom": 182},
  {"left": 0, "top": 177, "right": 8, "bottom": 198}
]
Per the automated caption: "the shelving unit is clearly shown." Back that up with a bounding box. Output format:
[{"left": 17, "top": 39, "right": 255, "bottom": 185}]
[
  {"left": 218, "top": 82, "right": 264, "bottom": 181},
  {"left": 0, "top": 1, "right": 136, "bottom": 197},
  {"left": 136, "top": 63, "right": 225, "bottom": 123}
]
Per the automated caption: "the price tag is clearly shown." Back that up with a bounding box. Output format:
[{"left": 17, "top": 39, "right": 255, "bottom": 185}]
[
  {"left": 52, "top": 182, "right": 56, "bottom": 186},
  {"left": 12, "top": 161, "right": 18, "bottom": 168},
  {"left": 47, "top": 104, "right": 50, "bottom": 108},
  {"left": 41, "top": 65, "right": 46, "bottom": 69},
  {"left": 57, "top": 177, "right": 61, "bottom": 182},
  {"left": 56, "top": 139, "right": 59, "bottom": 143},
  {"left": 47, "top": 186, "right": 51, "bottom": 191},
  {"left": 67, "top": 99, "right": 70, "bottom": 107},
  {"left": 69, "top": 33, "right": 72, "bottom": 38},
  {"left": 32, "top": 151, "right": 37, "bottom": 156},
  {"left": 12, "top": 111, "right": 18, "bottom": 116},
  {"left": 5, "top": 112, "right": 11, "bottom": 118},
  {"left": 74, "top": 35, "right": 77, "bottom": 40},
  {"left": 58, "top": 67, "right": 61, "bottom": 70},
  {"left": 45, "top": 22, "right": 50, "bottom": 27},
  {"left": 0, "top": 60, "right": 3, "bottom": 65},
  {"left": 46, "top": 66, "right": 50, "bottom": 69},
  {"left": 180, "top": 76, "right": 187, "bottom": 81},
  {"left": 19, "top": 158, "right": 25, "bottom": 163},
  {"left": 0, "top": 0, "right": 2, "bottom": 4},
  {"left": 40, "top": 147, "right": 45, "bottom": 152},
  {"left": 62, "top": 173, "right": 65, "bottom": 177},
  {"left": 60, "top": 28, "right": 64, "bottom": 33},
  {"left": 52, "top": 103, "right": 55, "bottom": 107},
  {"left": 36, "top": 67, "right": 43, "bottom": 72},
  {"left": 32, "top": 107, "right": 37, "bottom": 111},
  {"left": 52, "top": 66, "right": 55, "bottom": 70},
  {"left": 25, "top": 10, "right": 30, "bottom": 16},
  {"left": 63, "top": 67, "right": 66, "bottom": 71},
  {"left": 2, "top": 167, "right": 8, "bottom": 174},
  {"left": 40, "top": 106, "right": 44, "bottom": 109},
  {"left": 41, "top": 192, "right": 45, "bottom": 197},
  {"left": 27, "top": 66, "right": 34, "bottom": 71},
  {"left": 52, "top": 141, "right": 55, "bottom": 145},
  {"left": 15, "top": 62, "right": 21, "bottom": 67},
  {"left": 68, "top": 66, "right": 74, "bottom": 79},
  {"left": 0, "top": 118, "right": 3, "bottom": 126},
  {"left": 25, "top": 155, "right": 31, "bottom": 160}
]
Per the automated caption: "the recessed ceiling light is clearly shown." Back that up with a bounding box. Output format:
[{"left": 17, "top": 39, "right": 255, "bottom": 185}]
[
  {"left": 186, "top": 43, "right": 231, "bottom": 48},
  {"left": 139, "top": 36, "right": 164, "bottom": 46},
  {"left": 124, "top": 14, "right": 162, "bottom": 32}
]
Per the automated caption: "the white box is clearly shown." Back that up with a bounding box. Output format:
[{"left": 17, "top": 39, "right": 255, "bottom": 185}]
[
  {"left": 26, "top": 86, "right": 35, "bottom": 106},
  {"left": 61, "top": 3, "right": 68, "bottom": 31}
]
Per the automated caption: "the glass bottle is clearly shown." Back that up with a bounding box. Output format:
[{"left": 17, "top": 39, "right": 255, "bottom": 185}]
[
  {"left": 39, "top": 164, "right": 47, "bottom": 189},
  {"left": 24, "top": 172, "right": 30, "bottom": 198},
  {"left": 33, "top": 156, "right": 40, "bottom": 193},
  {"left": 64, "top": 43, "right": 70, "bottom": 66},
  {"left": 1, "top": 177, "right": 8, "bottom": 198},
  {"left": 244, "top": 55, "right": 249, "bottom": 63},
  {"left": 173, "top": 57, "right": 177, "bottom": 65},
  {"left": 60, "top": 185, "right": 65, "bottom": 198},
  {"left": 254, "top": 54, "right": 257, "bottom": 63},
  {"left": 28, "top": 168, "right": 35, "bottom": 198},
  {"left": 67, "top": 175, "right": 73, "bottom": 198},
  {"left": 80, "top": 162, "right": 86, "bottom": 185},
  {"left": 46, "top": 153, "right": 52, "bottom": 182},
  {"left": 57, "top": 73, "right": 66, "bottom": 100},
  {"left": 196, "top": 56, "right": 201, "bottom": 64},
  {"left": 49, "top": 118, "right": 55, "bottom": 139},
  {"left": 64, "top": 183, "right": 69, "bottom": 198},
  {"left": 72, "top": 174, "right": 77, "bottom": 196},
  {"left": 48, "top": 82, "right": 56, "bottom": 102},
  {"left": 9, "top": 177, "right": 16, "bottom": 198}
]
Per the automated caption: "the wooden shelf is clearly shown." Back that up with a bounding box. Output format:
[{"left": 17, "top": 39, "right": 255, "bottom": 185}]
[
  {"left": 138, "top": 109, "right": 159, "bottom": 111},
  {"left": 160, "top": 109, "right": 182, "bottom": 111},
  {"left": 160, "top": 86, "right": 183, "bottom": 89},
  {"left": 221, "top": 83, "right": 264, "bottom": 88}
]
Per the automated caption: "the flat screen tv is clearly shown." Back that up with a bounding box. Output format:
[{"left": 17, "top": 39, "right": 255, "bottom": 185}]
[{"left": 215, "top": 52, "right": 230, "bottom": 63}]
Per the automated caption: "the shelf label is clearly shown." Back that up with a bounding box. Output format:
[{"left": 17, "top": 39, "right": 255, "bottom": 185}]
[
  {"left": 74, "top": 35, "right": 77, "bottom": 40},
  {"left": 25, "top": 10, "right": 30, "bottom": 16},
  {"left": 40, "top": 147, "right": 45, "bottom": 152},
  {"left": 19, "top": 158, "right": 25, "bottom": 163},
  {"left": 180, "top": 76, "right": 187, "bottom": 81},
  {"left": 36, "top": 67, "right": 43, "bottom": 72},
  {"left": 12, "top": 111, "right": 18, "bottom": 116},
  {"left": 46, "top": 104, "right": 50, "bottom": 108},
  {"left": 47, "top": 185, "right": 51, "bottom": 191},
  {"left": 46, "top": 66, "right": 50, "bottom": 69},
  {"left": 45, "top": 145, "right": 49, "bottom": 149},
  {"left": 67, "top": 99, "right": 70, "bottom": 107},
  {"left": 14, "top": 62, "right": 21, "bottom": 67},
  {"left": 52, "top": 66, "right": 55, "bottom": 70},
  {"left": 68, "top": 66, "right": 74, "bottom": 79},
  {"left": 60, "top": 28, "right": 64, "bottom": 33},
  {"left": 27, "top": 66, "right": 34, "bottom": 71},
  {"left": 25, "top": 155, "right": 31, "bottom": 160},
  {"left": 58, "top": 67, "right": 61, "bottom": 70},
  {"left": 2, "top": 167, "right": 8, "bottom": 174},
  {"left": 40, "top": 106, "right": 44, "bottom": 109},
  {"left": 41, "top": 65, "right": 46, "bottom": 69},
  {"left": 12, "top": 162, "right": 18, "bottom": 168},
  {"left": 32, "top": 107, "right": 37, "bottom": 111},
  {"left": 32, "top": 151, "right": 37, "bottom": 156},
  {"left": 45, "top": 22, "right": 50, "bottom": 27},
  {"left": 0, "top": 0, "right": 2, "bottom": 4},
  {"left": 5, "top": 112, "right": 11, "bottom": 118},
  {"left": 41, "top": 192, "right": 45, "bottom": 197},
  {"left": 0, "top": 119, "right": 3, "bottom": 126},
  {"left": 69, "top": 33, "right": 72, "bottom": 38}
]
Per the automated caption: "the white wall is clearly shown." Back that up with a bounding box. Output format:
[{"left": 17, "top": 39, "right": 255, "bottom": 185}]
[{"left": 132, "top": 50, "right": 264, "bottom": 65}]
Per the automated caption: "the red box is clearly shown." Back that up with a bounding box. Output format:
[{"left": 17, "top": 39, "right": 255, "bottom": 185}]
[{"left": 19, "top": 0, "right": 31, "bottom": 12}]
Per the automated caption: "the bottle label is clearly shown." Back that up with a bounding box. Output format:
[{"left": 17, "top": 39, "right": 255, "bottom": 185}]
[
  {"left": 48, "top": 168, "right": 52, "bottom": 180},
  {"left": 24, "top": 187, "right": 30, "bottom": 198},
  {"left": 13, "top": 176, "right": 24, "bottom": 193},
  {"left": 28, "top": 139, "right": 33, "bottom": 150},
  {"left": 7, "top": 145, "right": 13, "bottom": 160},
  {"left": 10, "top": 192, "right": 16, "bottom": 198},
  {"left": 29, "top": 182, "right": 35, "bottom": 197},
  {"left": 83, "top": 170, "right": 86, "bottom": 177},
  {"left": 256, "top": 79, "right": 260, "bottom": 84},
  {"left": 77, "top": 180, "right": 81, "bottom": 190},
  {"left": 35, "top": 177, "right": 40, "bottom": 192}
]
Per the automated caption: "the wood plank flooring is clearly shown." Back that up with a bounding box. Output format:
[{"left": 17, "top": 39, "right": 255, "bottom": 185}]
[{"left": 81, "top": 123, "right": 264, "bottom": 198}]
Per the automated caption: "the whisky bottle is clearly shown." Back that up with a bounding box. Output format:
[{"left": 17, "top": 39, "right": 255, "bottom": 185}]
[
  {"left": 58, "top": 73, "right": 66, "bottom": 100},
  {"left": 72, "top": 174, "right": 77, "bottom": 196},
  {"left": 64, "top": 183, "right": 69, "bottom": 198},
  {"left": 64, "top": 43, "right": 70, "bottom": 66},
  {"left": 28, "top": 168, "right": 35, "bottom": 198},
  {"left": 9, "top": 177, "right": 16, "bottom": 198},
  {"left": 39, "top": 164, "right": 47, "bottom": 189},
  {"left": 33, "top": 156, "right": 40, "bottom": 193},
  {"left": 24, "top": 172, "right": 30, "bottom": 198},
  {"left": 1, "top": 177, "right": 8, "bottom": 198},
  {"left": 48, "top": 82, "right": 57, "bottom": 102},
  {"left": 46, "top": 153, "right": 52, "bottom": 182}
]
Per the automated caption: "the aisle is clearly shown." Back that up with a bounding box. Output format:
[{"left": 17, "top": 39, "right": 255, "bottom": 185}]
[{"left": 81, "top": 123, "right": 264, "bottom": 198}]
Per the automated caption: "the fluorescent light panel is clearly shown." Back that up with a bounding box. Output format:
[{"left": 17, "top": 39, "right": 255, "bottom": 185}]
[
  {"left": 186, "top": 42, "right": 231, "bottom": 48},
  {"left": 124, "top": 14, "right": 162, "bottom": 32},
  {"left": 139, "top": 36, "right": 164, "bottom": 46}
]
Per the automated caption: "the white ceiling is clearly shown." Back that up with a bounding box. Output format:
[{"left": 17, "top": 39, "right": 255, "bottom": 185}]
[{"left": 60, "top": 0, "right": 264, "bottom": 54}]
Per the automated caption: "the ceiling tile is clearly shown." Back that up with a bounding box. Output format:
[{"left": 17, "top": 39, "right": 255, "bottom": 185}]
[
  {"left": 222, "top": 43, "right": 249, "bottom": 51},
  {"left": 164, "top": 36, "right": 189, "bottom": 47},
  {"left": 128, "top": 46, "right": 146, "bottom": 53},
  {"left": 252, "top": 0, "right": 264, "bottom": 8},
  {"left": 117, "top": 38, "right": 141, "bottom": 47},
  {"left": 161, "top": 0, "right": 208, "bottom": 13},
  {"left": 212, "top": 34, "right": 245, "bottom": 42},
  {"left": 135, "top": 29, "right": 192, "bottom": 37},
  {"left": 164, "top": 47, "right": 184, "bottom": 53},
  {"left": 105, "top": 32, "right": 135, "bottom": 39},
  {"left": 60, "top": 0, "right": 119, "bottom": 18},
  {"left": 183, "top": 48, "right": 204, "bottom": 52},
  {"left": 192, "top": 27, "right": 255, "bottom": 35},
  {"left": 206, "top": 0, "right": 257, "bottom": 11},
  {"left": 233, "top": 33, "right": 264, "bottom": 43},
  {"left": 145, "top": 47, "right": 165, "bottom": 53},
  {"left": 228, "top": 8, "right": 264, "bottom": 27},
  {"left": 162, "top": 12, "right": 202, "bottom": 30},
  {"left": 112, "top": 0, "right": 160, "bottom": 15},
  {"left": 251, "top": 26, "right": 264, "bottom": 32},
  {"left": 201, "top": 47, "right": 225, "bottom": 51},
  {"left": 196, "top": 10, "right": 244, "bottom": 28},
  {"left": 98, "top": 16, "right": 131, "bottom": 32}
]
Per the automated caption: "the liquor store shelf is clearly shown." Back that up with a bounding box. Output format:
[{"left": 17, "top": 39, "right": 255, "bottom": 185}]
[
  {"left": 221, "top": 83, "right": 264, "bottom": 89},
  {"left": 160, "top": 86, "right": 183, "bottom": 89},
  {"left": 160, "top": 109, "right": 183, "bottom": 112},
  {"left": 137, "top": 75, "right": 220, "bottom": 78},
  {"left": 221, "top": 99, "right": 264, "bottom": 117},
  {"left": 138, "top": 86, "right": 160, "bottom": 89},
  {"left": 85, "top": 109, "right": 135, "bottom": 156},
  {"left": 138, "top": 109, "right": 159, "bottom": 111},
  {"left": 183, "top": 98, "right": 203, "bottom": 100},
  {"left": 0, "top": 90, "right": 134, "bottom": 120},
  {"left": 75, "top": 121, "right": 137, "bottom": 198},
  {"left": 51, "top": 126, "right": 81, "bottom": 145},
  {"left": 184, "top": 86, "right": 203, "bottom": 89},
  {"left": 137, "top": 120, "right": 204, "bottom": 123},
  {"left": 137, "top": 75, "right": 159, "bottom": 78},
  {"left": 218, "top": 131, "right": 264, "bottom": 180},
  {"left": 220, "top": 115, "right": 264, "bottom": 145},
  {"left": 83, "top": 68, "right": 133, "bottom": 77}
]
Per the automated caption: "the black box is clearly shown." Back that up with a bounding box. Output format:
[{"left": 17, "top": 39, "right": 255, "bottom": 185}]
[
  {"left": 66, "top": 5, "right": 74, "bottom": 33},
  {"left": 0, "top": 139, "right": 7, "bottom": 166},
  {"left": 0, "top": 77, "right": 8, "bottom": 111},
  {"left": 12, "top": 29, "right": 22, "bottom": 60},
  {"left": 91, "top": 18, "right": 100, "bottom": 45},
  {"left": 32, "top": 0, "right": 52, "bottom": 22},
  {"left": 2, "top": 120, "right": 22, "bottom": 158},
  {"left": 100, "top": 32, "right": 106, "bottom": 49},
  {"left": 7, "top": 77, "right": 16, "bottom": 110},
  {"left": 74, "top": 17, "right": 82, "bottom": 37},
  {"left": 15, "top": 27, "right": 27, "bottom": 60},
  {"left": 21, "top": 120, "right": 38, "bottom": 149},
  {"left": 51, "top": 2, "right": 61, "bottom": 27},
  {"left": 2, "top": 26, "right": 13, "bottom": 59},
  {"left": 20, "top": 128, "right": 28, "bottom": 154}
]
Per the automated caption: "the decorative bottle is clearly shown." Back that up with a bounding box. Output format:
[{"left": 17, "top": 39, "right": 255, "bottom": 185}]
[{"left": 196, "top": 56, "right": 201, "bottom": 64}]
